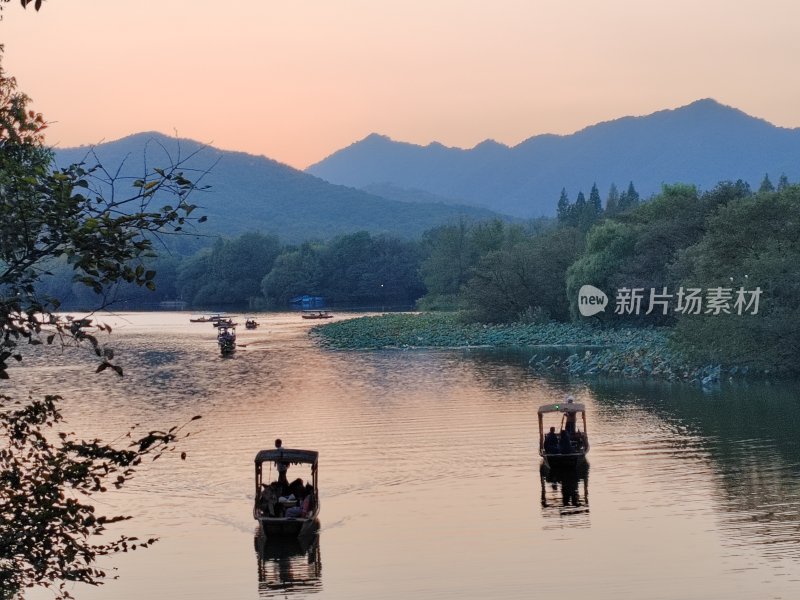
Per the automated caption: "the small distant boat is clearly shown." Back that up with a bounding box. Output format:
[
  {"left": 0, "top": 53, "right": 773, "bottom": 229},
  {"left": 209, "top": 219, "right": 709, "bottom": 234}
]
[
  {"left": 245, "top": 318, "right": 259, "bottom": 329},
  {"left": 301, "top": 310, "right": 333, "bottom": 320},
  {"left": 217, "top": 324, "right": 237, "bottom": 356},
  {"left": 537, "top": 398, "right": 589, "bottom": 469},
  {"left": 254, "top": 448, "right": 320, "bottom": 538},
  {"left": 190, "top": 314, "right": 223, "bottom": 323},
  {"left": 214, "top": 318, "right": 238, "bottom": 327}
]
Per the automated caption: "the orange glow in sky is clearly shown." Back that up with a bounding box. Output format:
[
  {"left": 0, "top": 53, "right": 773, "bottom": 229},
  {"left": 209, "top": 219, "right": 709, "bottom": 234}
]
[{"left": 2, "top": 0, "right": 799, "bottom": 169}]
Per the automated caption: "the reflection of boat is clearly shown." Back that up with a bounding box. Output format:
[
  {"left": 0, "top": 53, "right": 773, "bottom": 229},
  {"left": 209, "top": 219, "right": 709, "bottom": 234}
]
[
  {"left": 254, "top": 449, "right": 320, "bottom": 538},
  {"left": 245, "top": 318, "right": 260, "bottom": 329},
  {"left": 537, "top": 397, "right": 590, "bottom": 468},
  {"left": 217, "top": 324, "right": 236, "bottom": 356},
  {"left": 301, "top": 311, "right": 333, "bottom": 320},
  {"left": 540, "top": 461, "right": 590, "bottom": 513},
  {"left": 254, "top": 529, "right": 322, "bottom": 597}
]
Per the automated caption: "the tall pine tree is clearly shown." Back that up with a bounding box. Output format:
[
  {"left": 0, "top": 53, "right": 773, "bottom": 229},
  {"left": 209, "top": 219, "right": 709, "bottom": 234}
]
[
  {"left": 557, "top": 188, "right": 571, "bottom": 223},
  {"left": 605, "top": 183, "right": 620, "bottom": 216}
]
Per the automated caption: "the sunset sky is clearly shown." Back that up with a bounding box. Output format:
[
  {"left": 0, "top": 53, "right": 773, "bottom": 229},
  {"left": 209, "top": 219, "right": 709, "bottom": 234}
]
[{"left": 2, "top": 0, "right": 799, "bottom": 169}]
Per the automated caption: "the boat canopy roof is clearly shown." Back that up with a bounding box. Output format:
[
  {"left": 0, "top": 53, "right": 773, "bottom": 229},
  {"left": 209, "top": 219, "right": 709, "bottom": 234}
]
[
  {"left": 537, "top": 402, "right": 586, "bottom": 415},
  {"left": 255, "top": 448, "right": 318, "bottom": 466}
]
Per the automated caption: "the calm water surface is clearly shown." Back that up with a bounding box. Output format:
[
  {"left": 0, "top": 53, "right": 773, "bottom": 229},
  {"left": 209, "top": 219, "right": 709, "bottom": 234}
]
[{"left": 8, "top": 312, "right": 800, "bottom": 600}]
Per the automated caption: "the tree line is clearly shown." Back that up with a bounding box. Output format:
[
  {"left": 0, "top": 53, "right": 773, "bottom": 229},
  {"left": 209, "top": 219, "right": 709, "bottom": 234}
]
[{"left": 36, "top": 173, "right": 800, "bottom": 376}]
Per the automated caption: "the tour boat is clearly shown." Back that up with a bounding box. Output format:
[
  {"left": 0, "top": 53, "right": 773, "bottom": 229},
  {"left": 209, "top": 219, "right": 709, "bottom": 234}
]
[
  {"left": 537, "top": 398, "right": 590, "bottom": 468},
  {"left": 217, "top": 324, "right": 236, "bottom": 356},
  {"left": 253, "top": 448, "right": 320, "bottom": 538}
]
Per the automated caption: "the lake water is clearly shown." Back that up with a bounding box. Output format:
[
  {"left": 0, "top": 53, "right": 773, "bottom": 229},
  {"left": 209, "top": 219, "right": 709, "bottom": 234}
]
[{"left": 7, "top": 312, "right": 800, "bottom": 600}]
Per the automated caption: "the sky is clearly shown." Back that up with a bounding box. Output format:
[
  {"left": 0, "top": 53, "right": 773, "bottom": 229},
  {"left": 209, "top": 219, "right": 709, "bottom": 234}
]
[{"left": 2, "top": 0, "right": 800, "bottom": 170}]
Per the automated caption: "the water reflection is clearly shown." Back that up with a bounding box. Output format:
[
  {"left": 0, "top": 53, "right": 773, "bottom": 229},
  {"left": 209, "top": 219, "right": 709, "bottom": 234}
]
[
  {"left": 539, "top": 462, "right": 590, "bottom": 520},
  {"left": 10, "top": 313, "right": 800, "bottom": 600},
  {"left": 254, "top": 529, "right": 322, "bottom": 597},
  {"left": 588, "top": 379, "right": 800, "bottom": 560}
]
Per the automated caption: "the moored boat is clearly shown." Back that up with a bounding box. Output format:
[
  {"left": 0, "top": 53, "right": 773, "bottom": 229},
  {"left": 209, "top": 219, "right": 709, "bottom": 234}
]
[
  {"left": 301, "top": 310, "right": 332, "bottom": 320},
  {"left": 253, "top": 448, "right": 319, "bottom": 538},
  {"left": 190, "top": 313, "right": 223, "bottom": 323},
  {"left": 538, "top": 397, "right": 589, "bottom": 468}
]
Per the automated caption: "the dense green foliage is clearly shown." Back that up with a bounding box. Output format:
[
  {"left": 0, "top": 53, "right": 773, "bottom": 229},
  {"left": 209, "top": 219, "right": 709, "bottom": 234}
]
[
  {"left": 177, "top": 233, "right": 281, "bottom": 307},
  {"left": 462, "top": 227, "right": 583, "bottom": 322},
  {"left": 670, "top": 188, "right": 800, "bottom": 373},
  {"left": 565, "top": 182, "right": 750, "bottom": 323},
  {"left": 419, "top": 219, "right": 516, "bottom": 309},
  {"left": 261, "top": 232, "right": 424, "bottom": 308},
  {"left": 315, "top": 179, "right": 800, "bottom": 376}
]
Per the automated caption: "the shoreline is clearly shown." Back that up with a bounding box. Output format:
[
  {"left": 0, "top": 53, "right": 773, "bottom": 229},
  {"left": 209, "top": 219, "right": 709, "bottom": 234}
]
[{"left": 310, "top": 312, "right": 744, "bottom": 383}]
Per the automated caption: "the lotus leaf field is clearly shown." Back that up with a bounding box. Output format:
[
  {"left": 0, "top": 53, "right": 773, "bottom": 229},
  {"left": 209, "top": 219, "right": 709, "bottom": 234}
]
[{"left": 311, "top": 313, "right": 731, "bottom": 383}]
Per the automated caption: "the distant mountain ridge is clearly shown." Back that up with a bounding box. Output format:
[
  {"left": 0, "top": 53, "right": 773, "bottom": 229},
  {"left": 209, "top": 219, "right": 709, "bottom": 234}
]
[
  {"left": 53, "top": 133, "right": 508, "bottom": 246},
  {"left": 306, "top": 99, "right": 800, "bottom": 217}
]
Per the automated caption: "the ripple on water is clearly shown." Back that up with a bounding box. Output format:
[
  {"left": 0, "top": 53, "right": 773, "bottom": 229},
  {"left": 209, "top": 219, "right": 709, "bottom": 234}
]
[{"left": 8, "top": 312, "right": 800, "bottom": 600}]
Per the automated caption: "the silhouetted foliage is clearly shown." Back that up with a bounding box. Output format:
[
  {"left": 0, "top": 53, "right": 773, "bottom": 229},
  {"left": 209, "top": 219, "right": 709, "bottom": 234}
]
[{"left": 0, "top": 396, "right": 201, "bottom": 598}]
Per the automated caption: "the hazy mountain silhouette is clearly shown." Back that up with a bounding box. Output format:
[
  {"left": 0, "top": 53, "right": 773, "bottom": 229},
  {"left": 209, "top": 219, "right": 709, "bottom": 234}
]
[
  {"left": 54, "top": 133, "right": 507, "bottom": 245},
  {"left": 307, "top": 99, "right": 800, "bottom": 217}
]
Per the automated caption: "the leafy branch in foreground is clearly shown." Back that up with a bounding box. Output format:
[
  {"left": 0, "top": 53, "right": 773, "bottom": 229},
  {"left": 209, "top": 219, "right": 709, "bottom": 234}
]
[{"left": 0, "top": 394, "right": 201, "bottom": 598}]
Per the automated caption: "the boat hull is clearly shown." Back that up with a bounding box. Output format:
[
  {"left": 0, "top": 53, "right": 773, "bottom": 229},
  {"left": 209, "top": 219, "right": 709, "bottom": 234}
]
[
  {"left": 257, "top": 516, "right": 318, "bottom": 538},
  {"left": 542, "top": 452, "right": 588, "bottom": 469}
]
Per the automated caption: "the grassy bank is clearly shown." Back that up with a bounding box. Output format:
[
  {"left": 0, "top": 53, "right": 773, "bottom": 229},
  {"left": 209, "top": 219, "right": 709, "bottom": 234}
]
[{"left": 311, "top": 312, "right": 724, "bottom": 382}]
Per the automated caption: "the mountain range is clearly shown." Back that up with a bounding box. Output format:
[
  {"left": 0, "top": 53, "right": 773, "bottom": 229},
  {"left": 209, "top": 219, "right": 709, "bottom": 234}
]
[
  {"left": 52, "top": 99, "right": 800, "bottom": 247},
  {"left": 53, "top": 133, "right": 505, "bottom": 246},
  {"left": 306, "top": 99, "right": 800, "bottom": 217}
]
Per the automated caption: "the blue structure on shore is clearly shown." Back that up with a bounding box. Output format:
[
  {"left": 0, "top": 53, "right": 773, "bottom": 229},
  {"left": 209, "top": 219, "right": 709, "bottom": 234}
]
[{"left": 289, "top": 295, "right": 326, "bottom": 308}]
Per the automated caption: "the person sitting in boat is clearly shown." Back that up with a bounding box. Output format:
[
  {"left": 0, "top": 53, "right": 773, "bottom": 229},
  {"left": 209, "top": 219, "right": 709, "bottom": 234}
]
[
  {"left": 285, "top": 487, "right": 314, "bottom": 519},
  {"left": 259, "top": 483, "right": 280, "bottom": 517},
  {"left": 544, "top": 426, "right": 560, "bottom": 454},
  {"left": 559, "top": 430, "right": 573, "bottom": 454},
  {"left": 287, "top": 477, "right": 305, "bottom": 498}
]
